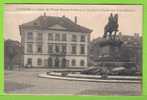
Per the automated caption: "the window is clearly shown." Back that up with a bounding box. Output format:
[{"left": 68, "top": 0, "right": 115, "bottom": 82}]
[
  {"left": 62, "top": 45, "right": 66, "bottom": 53},
  {"left": 80, "top": 44, "right": 85, "bottom": 54},
  {"left": 27, "top": 58, "right": 32, "bottom": 65},
  {"left": 48, "top": 45, "right": 53, "bottom": 54},
  {"left": 37, "top": 58, "right": 42, "bottom": 65},
  {"left": 27, "top": 44, "right": 33, "bottom": 53},
  {"left": 33, "top": 22, "right": 38, "bottom": 25},
  {"left": 37, "top": 44, "right": 42, "bottom": 53},
  {"left": 48, "top": 33, "right": 53, "bottom": 41},
  {"left": 71, "top": 59, "right": 76, "bottom": 66},
  {"left": 48, "top": 57, "right": 53, "bottom": 67},
  {"left": 27, "top": 32, "right": 33, "bottom": 40},
  {"left": 44, "top": 59, "right": 48, "bottom": 66},
  {"left": 71, "top": 45, "right": 76, "bottom": 54},
  {"left": 55, "top": 45, "right": 60, "bottom": 53},
  {"left": 72, "top": 35, "right": 77, "bottom": 42},
  {"left": 80, "top": 60, "right": 85, "bottom": 66},
  {"left": 55, "top": 33, "right": 60, "bottom": 41},
  {"left": 81, "top": 35, "right": 85, "bottom": 42},
  {"left": 55, "top": 58, "right": 59, "bottom": 67},
  {"left": 61, "top": 58, "right": 66, "bottom": 67},
  {"left": 62, "top": 34, "right": 67, "bottom": 41},
  {"left": 37, "top": 33, "right": 42, "bottom": 41}
]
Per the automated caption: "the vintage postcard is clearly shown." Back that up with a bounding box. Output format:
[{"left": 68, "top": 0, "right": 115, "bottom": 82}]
[{"left": 4, "top": 4, "right": 142, "bottom": 95}]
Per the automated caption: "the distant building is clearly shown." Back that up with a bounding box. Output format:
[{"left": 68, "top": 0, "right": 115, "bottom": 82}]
[
  {"left": 120, "top": 33, "right": 142, "bottom": 72},
  {"left": 4, "top": 39, "right": 22, "bottom": 69},
  {"left": 19, "top": 14, "right": 92, "bottom": 68}
]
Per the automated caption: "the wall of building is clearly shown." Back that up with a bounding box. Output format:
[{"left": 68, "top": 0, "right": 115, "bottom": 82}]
[
  {"left": 22, "top": 29, "right": 89, "bottom": 68},
  {"left": 24, "top": 55, "right": 87, "bottom": 68}
]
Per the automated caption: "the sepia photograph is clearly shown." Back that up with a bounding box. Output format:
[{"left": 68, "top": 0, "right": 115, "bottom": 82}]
[{"left": 4, "top": 4, "right": 142, "bottom": 95}]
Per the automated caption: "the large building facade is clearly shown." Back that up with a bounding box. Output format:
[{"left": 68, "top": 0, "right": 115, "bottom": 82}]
[{"left": 19, "top": 14, "right": 92, "bottom": 68}]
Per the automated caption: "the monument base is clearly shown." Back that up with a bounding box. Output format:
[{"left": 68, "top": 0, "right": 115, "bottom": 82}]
[{"left": 98, "top": 39, "right": 123, "bottom": 60}]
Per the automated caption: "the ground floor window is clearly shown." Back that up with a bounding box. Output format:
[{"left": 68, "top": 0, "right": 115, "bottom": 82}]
[
  {"left": 80, "top": 60, "right": 85, "bottom": 66},
  {"left": 55, "top": 57, "right": 59, "bottom": 67},
  {"left": 27, "top": 58, "right": 32, "bottom": 65},
  {"left": 48, "top": 57, "right": 53, "bottom": 67},
  {"left": 61, "top": 58, "right": 66, "bottom": 67},
  {"left": 44, "top": 59, "right": 48, "bottom": 67},
  {"left": 71, "top": 59, "right": 76, "bottom": 66},
  {"left": 37, "top": 58, "right": 42, "bottom": 65}
]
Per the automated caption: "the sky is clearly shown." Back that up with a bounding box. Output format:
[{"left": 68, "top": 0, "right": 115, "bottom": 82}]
[{"left": 4, "top": 4, "right": 142, "bottom": 42}]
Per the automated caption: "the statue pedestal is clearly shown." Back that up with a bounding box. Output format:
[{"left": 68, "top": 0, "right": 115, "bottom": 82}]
[
  {"left": 97, "top": 38, "right": 123, "bottom": 71},
  {"left": 99, "top": 39, "right": 123, "bottom": 58}
]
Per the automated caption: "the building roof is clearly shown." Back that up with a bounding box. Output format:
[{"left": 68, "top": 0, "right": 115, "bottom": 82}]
[{"left": 19, "top": 15, "right": 92, "bottom": 33}]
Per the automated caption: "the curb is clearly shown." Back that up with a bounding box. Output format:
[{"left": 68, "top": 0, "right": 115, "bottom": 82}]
[{"left": 38, "top": 73, "right": 141, "bottom": 83}]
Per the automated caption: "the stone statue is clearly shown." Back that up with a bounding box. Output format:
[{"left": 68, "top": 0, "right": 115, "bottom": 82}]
[{"left": 103, "top": 13, "right": 119, "bottom": 39}]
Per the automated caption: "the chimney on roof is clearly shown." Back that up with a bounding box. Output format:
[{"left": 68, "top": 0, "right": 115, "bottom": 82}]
[{"left": 74, "top": 16, "right": 77, "bottom": 24}]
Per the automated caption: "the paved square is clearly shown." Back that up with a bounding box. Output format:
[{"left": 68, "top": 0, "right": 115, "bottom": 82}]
[{"left": 4, "top": 69, "right": 141, "bottom": 95}]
